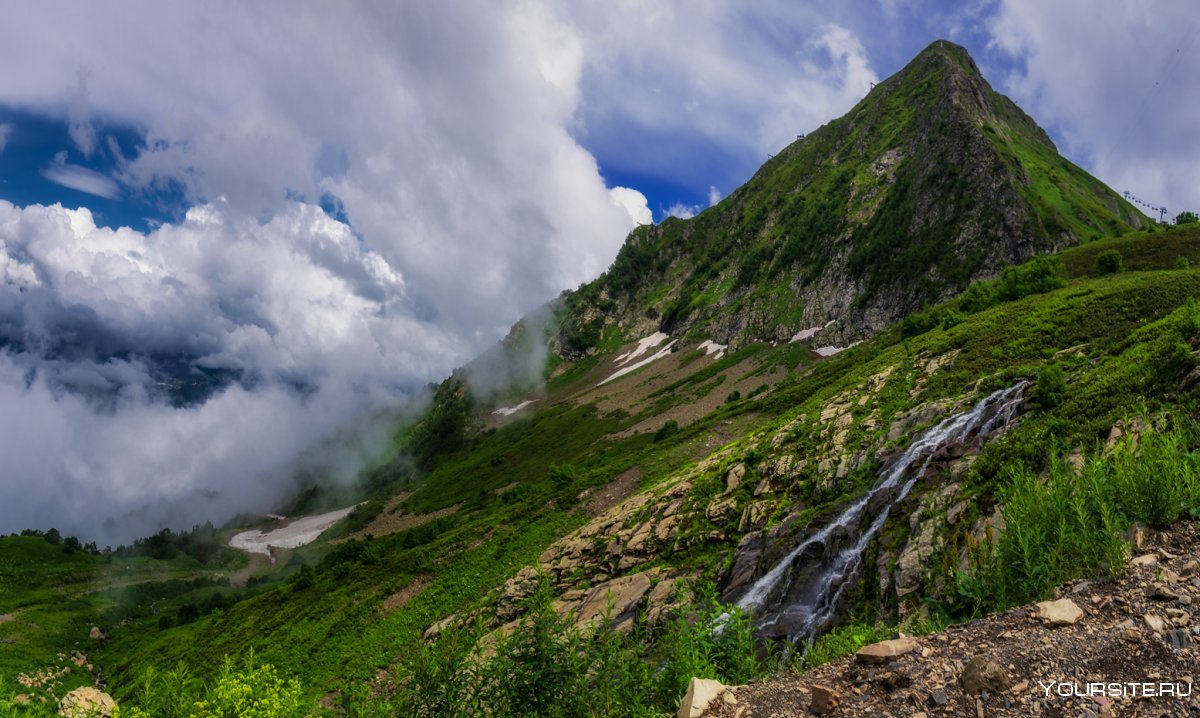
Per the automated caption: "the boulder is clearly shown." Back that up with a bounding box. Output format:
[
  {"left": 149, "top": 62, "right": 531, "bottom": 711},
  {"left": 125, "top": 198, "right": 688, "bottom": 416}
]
[
  {"left": 423, "top": 615, "right": 456, "bottom": 642},
  {"left": 706, "top": 497, "right": 737, "bottom": 523},
  {"left": 58, "top": 687, "right": 116, "bottom": 718},
  {"left": 855, "top": 637, "right": 919, "bottom": 664},
  {"left": 1034, "top": 598, "right": 1083, "bottom": 627},
  {"left": 575, "top": 572, "right": 654, "bottom": 630},
  {"left": 722, "top": 464, "right": 746, "bottom": 495},
  {"left": 676, "top": 677, "right": 726, "bottom": 718},
  {"left": 810, "top": 684, "right": 841, "bottom": 714},
  {"left": 960, "top": 655, "right": 1010, "bottom": 695},
  {"left": 89, "top": 626, "right": 106, "bottom": 641}
]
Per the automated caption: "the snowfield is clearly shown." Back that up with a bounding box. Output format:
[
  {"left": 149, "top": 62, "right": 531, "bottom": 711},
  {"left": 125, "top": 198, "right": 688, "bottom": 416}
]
[
  {"left": 492, "top": 399, "right": 537, "bottom": 416},
  {"left": 229, "top": 506, "right": 357, "bottom": 558}
]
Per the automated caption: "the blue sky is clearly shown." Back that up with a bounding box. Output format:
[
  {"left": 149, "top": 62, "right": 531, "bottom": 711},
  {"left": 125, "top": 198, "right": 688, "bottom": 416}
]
[{"left": 0, "top": 0, "right": 1196, "bottom": 540}]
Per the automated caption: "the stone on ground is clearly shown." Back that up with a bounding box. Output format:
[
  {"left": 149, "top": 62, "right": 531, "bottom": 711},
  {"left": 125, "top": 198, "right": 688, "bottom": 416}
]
[
  {"left": 854, "top": 637, "right": 920, "bottom": 664},
  {"left": 677, "top": 677, "right": 726, "bottom": 718},
  {"left": 810, "top": 684, "right": 841, "bottom": 714},
  {"left": 960, "top": 654, "right": 1010, "bottom": 695},
  {"left": 1033, "top": 598, "right": 1083, "bottom": 626}
]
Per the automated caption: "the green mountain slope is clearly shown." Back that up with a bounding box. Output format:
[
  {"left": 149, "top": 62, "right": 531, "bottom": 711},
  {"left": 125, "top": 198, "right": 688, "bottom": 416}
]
[{"left": 557, "top": 40, "right": 1144, "bottom": 354}]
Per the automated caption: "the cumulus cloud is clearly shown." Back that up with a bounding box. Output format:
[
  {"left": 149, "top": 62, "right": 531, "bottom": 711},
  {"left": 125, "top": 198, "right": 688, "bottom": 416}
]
[
  {"left": 707, "top": 185, "right": 722, "bottom": 207},
  {"left": 0, "top": 122, "right": 11, "bottom": 153},
  {"left": 988, "top": 0, "right": 1200, "bottom": 216},
  {"left": 41, "top": 151, "right": 120, "bottom": 198},
  {"left": 664, "top": 202, "right": 701, "bottom": 220},
  {"left": 609, "top": 186, "right": 653, "bottom": 227}
]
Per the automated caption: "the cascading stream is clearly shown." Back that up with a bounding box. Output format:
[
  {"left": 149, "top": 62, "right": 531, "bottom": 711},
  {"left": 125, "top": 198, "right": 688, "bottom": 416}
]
[{"left": 735, "top": 382, "right": 1027, "bottom": 644}]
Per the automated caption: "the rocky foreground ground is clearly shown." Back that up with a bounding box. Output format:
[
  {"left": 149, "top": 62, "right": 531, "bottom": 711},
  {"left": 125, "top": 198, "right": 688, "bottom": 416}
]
[{"left": 691, "top": 521, "right": 1200, "bottom": 718}]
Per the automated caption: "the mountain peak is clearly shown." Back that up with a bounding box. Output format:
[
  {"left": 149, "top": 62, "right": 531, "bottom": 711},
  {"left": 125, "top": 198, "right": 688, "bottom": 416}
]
[{"left": 554, "top": 41, "right": 1145, "bottom": 357}]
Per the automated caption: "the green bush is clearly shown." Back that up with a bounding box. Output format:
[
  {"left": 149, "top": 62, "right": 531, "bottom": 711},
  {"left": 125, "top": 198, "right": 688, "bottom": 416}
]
[
  {"left": 1096, "top": 249, "right": 1124, "bottom": 275},
  {"left": 654, "top": 420, "right": 680, "bottom": 442},
  {"left": 995, "top": 255, "right": 1066, "bottom": 301},
  {"left": 955, "top": 255, "right": 1065, "bottom": 316},
  {"left": 899, "top": 309, "right": 940, "bottom": 338},
  {"left": 104, "top": 657, "right": 304, "bottom": 718},
  {"left": 1175, "top": 256, "right": 1191, "bottom": 270},
  {"left": 1033, "top": 364, "right": 1066, "bottom": 409}
]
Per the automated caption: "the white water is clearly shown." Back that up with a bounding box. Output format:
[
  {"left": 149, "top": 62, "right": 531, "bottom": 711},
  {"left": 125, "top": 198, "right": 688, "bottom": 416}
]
[{"left": 736, "top": 383, "right": 1026, "bottom": 642}]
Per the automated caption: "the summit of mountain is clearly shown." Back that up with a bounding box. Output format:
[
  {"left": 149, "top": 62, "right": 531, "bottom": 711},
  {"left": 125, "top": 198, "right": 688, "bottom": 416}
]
[{"left": 554, "top": 40, "right": 1145, "bottom": 354}]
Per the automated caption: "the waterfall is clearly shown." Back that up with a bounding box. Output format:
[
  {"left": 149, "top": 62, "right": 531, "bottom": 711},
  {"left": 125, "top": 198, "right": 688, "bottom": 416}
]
[{"left": 735, "top": 382, "right": 1027, "bottom": 643}]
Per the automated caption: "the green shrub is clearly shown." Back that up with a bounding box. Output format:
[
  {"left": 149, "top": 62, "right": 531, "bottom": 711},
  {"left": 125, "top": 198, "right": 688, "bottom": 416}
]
[
  {"left": 1096, "top": 249, "right": 1124, "bottom": 275},
  {"left": 113, "top": 657, "right": 304, "bottom": 718},
  {"left": 899, "top": 309, "right": 940, "bottom": 338},
  {"left": 955, "top": 255, "right": 1065, "bottom": 316},
  {"left": 1175, "top": 256, "right": 1191, "bottom": 270},
  {"left": 654, "top": 420, "right": 680, "bottom": 442},
  {"left": 995, "top": 255, "right": 1066, "bottom": 301},
  {"left": 1033, "top": 364, "right": 1066, "bottom": 409},
  {"left": 804, "top": 621, "right": 893, "bottom": 668},
  {"left": 726, "top": 390, "right": 742, "bottom": 403}
]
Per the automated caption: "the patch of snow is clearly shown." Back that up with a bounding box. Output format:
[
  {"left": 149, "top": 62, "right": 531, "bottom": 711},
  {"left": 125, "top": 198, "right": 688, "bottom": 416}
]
[
  {"left": 813, "top": 341, "right": 862, "bottom": 357},
  {"left": 229, "top": 506, "right": 357, "bottom": 559},
  {"left": 600, "top": 340, "right": 677, "bottom": 385},
  {"left": 614, "top": 332, "right": 668, "bottom": 366},
  {"left": 492, "top": 399, "right": 537, "bottom": 416},
  {"left": 789, "top": 320, "right": 836, "bottom": 343},
  {"left": 697, "top": 339, "right": 727, "bottom": 360}
]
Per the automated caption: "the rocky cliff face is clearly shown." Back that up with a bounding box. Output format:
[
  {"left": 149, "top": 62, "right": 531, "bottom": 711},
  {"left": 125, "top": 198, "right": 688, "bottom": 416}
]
[{"left": 554, "top": 40, "right": 1144, "bottom": 355}]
